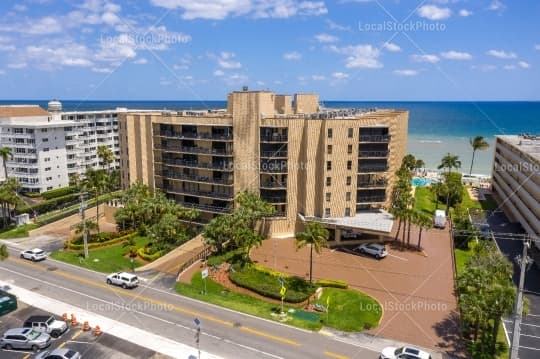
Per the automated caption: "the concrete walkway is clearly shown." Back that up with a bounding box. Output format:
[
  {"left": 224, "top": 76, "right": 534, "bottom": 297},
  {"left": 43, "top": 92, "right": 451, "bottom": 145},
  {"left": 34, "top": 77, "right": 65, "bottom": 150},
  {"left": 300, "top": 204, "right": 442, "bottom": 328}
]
[{"left": 1, "top": 281, "right": 222, "bottom": 359}]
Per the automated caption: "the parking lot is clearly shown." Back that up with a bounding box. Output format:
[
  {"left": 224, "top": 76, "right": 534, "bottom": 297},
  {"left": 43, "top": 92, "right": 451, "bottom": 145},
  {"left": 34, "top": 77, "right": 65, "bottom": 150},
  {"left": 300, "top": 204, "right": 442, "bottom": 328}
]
[{"left": 0, "top": 303, "right": 164, "bottom": 359}]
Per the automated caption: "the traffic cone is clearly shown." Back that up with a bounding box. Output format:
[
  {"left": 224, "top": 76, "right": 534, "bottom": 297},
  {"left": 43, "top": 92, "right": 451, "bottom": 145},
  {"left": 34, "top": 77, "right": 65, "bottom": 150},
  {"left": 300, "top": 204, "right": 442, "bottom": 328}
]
[
  {"left": 62, "top": 313, "right": 68, "bottom": 322},
  {"left": 70, "top": 314, "right": 78, "bottom": 327},
  {"left": 82, "top": 321, "right": 90, "bottom": 331},
  {"left": 94, "top": 325, "right": 102, "bottom": 336}
]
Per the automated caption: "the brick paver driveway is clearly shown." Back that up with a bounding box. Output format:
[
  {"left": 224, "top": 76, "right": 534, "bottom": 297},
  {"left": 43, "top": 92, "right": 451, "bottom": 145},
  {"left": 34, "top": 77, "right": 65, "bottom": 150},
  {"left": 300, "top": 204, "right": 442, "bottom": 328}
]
[{"left": 251, "top": 225, "right": 464, "bottom": 357}]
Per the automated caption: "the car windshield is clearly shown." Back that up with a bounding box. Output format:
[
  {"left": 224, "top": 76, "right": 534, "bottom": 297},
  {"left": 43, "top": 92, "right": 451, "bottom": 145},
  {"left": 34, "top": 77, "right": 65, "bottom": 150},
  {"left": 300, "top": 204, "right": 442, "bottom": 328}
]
[
  {"left": 395, "top": 348, "right": 404, "bottom": 355},
  {"left": 35, "top": 251, "right": 44, "bottom": 255},
  {"left": 130, "top": 277, "right": 138, "bottom": 282},
  {"left": 65, "top": 349, "right": 78, "bottom": 358},
  {"left": 46, "top": 317, "right": 54, "bottom": 325},
  {"left": 27, "top": 329, "right": 41, "bottom": 340}
]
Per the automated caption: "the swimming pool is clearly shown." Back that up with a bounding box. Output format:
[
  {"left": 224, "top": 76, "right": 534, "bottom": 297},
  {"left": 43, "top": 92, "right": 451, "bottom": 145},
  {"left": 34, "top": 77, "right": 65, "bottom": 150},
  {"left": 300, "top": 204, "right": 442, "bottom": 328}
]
[{"left": 411, "top": 177, "right": 437, "bottom": 187}]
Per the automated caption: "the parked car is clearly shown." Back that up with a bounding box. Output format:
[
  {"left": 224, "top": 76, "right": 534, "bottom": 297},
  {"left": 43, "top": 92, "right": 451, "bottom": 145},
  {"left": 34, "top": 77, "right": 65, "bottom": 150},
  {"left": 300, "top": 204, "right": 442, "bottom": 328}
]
[
  {"left": 0, "top": 328, "right": 51, "bottom": 352},
  {"left": 433, "top": 209, "right": 446, "bottom": 229},
  {"left": 380, "top": 346, "right": 431, "bottom": 359},
  {"left": 23, "top": 315, "right": 68, "bottom": 338},
  {"left": 106, "top": 272, "right": 139, "bottom": 289},
  {"left": 354, "top": 243, "right": 388, "bottom": 259},
  {"left": 20, "top": 248, "right": 48, "bottom": 262},
  {"left": 36, "top": 348, "right": 81, "bottom": 359},
  {"left": 0, "top": 289, "right": 17, "bottom": 317}
]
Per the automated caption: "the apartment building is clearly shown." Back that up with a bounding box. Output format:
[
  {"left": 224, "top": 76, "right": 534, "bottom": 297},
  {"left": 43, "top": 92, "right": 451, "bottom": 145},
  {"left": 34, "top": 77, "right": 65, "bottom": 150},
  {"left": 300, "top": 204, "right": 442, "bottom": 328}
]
[
  {"left": 0, "top": 105, "right": 74, "bottom": 192},
  {"left": 119, "top": 90, "right": 408, "bottom": 240},
  {"left": 491, "top": 135, "right": 540, "bottom": 247}
]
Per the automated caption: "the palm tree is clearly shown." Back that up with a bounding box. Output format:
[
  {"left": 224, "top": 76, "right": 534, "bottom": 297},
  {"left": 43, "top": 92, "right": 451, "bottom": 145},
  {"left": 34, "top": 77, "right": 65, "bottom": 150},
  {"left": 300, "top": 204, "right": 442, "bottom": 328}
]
[
  {"left": 74, "top": 220, "right": 98, "bottom": 237},
  {"left": 0, "top": 244, "right": 8, "bottom": 261},
  {"left": 85, "top": 168, "right": 107, "bottom": 233},
  {"left": 430, "top": 182, "right": 445, "bottom": 210},
  {"left": 97, "top": 145, "right": 114, "bottom": 172},
  {"left": 0, "top": 147, "right": 13, "bottom": 181},
  {"left": 469, "top": 136, "right": 490, "bottom": 176},
  {"left": 295, "top": 222, "right": 329, "bottom": 283},
  {"left": 416, "top": 212, "right": 432, "bottom": 250},
  {"left": 438, "top": 153, "right": 461, "bottom": 174}
]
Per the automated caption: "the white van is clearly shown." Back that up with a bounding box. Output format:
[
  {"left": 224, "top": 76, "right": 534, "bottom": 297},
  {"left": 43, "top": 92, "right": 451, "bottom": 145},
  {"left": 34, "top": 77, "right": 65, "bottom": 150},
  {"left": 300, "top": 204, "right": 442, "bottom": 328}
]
[{"left": 433, "top": 210, "right": 446, "bottom": 229}]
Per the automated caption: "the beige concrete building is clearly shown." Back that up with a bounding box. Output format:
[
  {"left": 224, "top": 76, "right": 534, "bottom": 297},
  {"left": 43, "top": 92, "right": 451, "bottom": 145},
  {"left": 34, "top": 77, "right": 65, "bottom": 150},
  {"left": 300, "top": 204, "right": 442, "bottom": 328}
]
[
  {"left": 492, "top": 135, "right": 540, "bottom": 246},
  {"left": 119, "top": 90, "right": 408, "bottom": 241}
]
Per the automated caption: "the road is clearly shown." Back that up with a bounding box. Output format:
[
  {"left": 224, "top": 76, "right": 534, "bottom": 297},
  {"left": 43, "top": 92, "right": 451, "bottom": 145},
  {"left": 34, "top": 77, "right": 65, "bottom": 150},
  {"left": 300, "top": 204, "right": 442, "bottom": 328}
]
[{"left": 0, "top": 245, "right": 381, "bottom": 359}]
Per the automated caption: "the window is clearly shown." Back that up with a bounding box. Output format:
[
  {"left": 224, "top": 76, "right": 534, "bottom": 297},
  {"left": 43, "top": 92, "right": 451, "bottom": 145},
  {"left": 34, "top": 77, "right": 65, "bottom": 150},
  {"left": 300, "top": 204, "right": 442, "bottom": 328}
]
[
  {"left": 41, "top": 128, "right": 48, "bottom": 133},
  {"left": 326, "top": 177, "right": 331, "bottom": 186},
  {"left": 44, "top": 157, "right": 50, "bottom": 162},
  {"left": 347, "top": 161, "right": 352, "bottom": 170},
  {"left": 327, "top": 128, "right": 332, "bottom": 138},
  {"left": 348, "top": 128, "right": 353, "bottom": 138},
  {"left": 42, "top": 138, "right": 48, "bottom": 142},
  {"left": 325, "top": 208, "right": 331, "bottom": 217},
  {"left": 15, "top": 138, "right": 24, "bottom": 144},
  {"left": 348, "top": 144, "right": 353, "bottom": 154},
  {"left": 346, "top": 176, "right": 351, "bottom": 186},
  {"left": 346, "top": 192, "right": 351, "bottom": 201},
  {"left": 345, "top": 207, "right": 351, "bottom": 216},
  {"left": 326, "top": 192, "right": 331, "bottom": 202},
  {"left": 14, "top": 128, "right": 23, "bottom": 134},
  {"left": 43, "top": 148, "right": 49, "bottom": 152},
  {"left": 327, "top": 161, "right": 332, "bottom": 171},
  {"left": 327, "top": 145, "right": 332, "bottom": 155},
  {"left": 45, "top": 167, "right": 51, "bottom": 171}
]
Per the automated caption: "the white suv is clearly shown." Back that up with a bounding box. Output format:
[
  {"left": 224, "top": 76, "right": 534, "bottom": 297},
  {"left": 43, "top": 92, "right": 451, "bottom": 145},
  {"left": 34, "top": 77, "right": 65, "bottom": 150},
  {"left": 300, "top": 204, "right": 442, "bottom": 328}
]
[
  {"left": 106, "top": 272, "right": 139, "bottom": 289},
  {"left": 20, "top": 248, "right": 48, "bottom": 262},
  {"left": 380, "top": 346, "right": 431, "bottom": 359},
  {"left": 354, "top": 243, "right": 388, "bottom": 259}
]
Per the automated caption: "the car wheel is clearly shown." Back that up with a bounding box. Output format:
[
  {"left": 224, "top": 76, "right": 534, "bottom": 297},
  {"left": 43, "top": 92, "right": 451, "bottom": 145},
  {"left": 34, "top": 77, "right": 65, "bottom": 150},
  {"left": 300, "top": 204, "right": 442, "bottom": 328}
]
[
  {"left": 4, "top": 344, "right": 12, "bottom": 350},
  {"left": 359, "top": 248, "right": 365, "bottom": 254},
  {"left": 32, "top": 257, "right": 36, "bottom": 262},
  {"left": 51, "top": 331, "right": 59, "bottom": 338},
  {"left": 375, "top": 254, "right": 381, "bottom": 259},
  {"left": 31, "top": 345, "right": 39, "bottom": 352},
  {"left": 122, "top": 283, "right": 127, "bottom": 289},
  {"left": 20, "top": 254, "right": 24, "bottom": 258},
  {"left": 106, "top": 279, "right": 112, "bottom": 285}
]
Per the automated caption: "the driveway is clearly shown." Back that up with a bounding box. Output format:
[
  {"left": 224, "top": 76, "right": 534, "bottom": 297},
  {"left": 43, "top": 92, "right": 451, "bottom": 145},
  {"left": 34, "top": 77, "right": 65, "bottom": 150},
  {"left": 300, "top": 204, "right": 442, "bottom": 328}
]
[{"left": 251, "top": 225, "right": 463, "bottom": 357}]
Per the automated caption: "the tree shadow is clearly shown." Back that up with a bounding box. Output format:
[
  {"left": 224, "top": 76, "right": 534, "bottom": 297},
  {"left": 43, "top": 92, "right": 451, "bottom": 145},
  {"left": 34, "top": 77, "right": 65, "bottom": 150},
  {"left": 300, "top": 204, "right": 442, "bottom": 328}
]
[{"left": 432, "top": 310, "right": 469, "bottom": 359}]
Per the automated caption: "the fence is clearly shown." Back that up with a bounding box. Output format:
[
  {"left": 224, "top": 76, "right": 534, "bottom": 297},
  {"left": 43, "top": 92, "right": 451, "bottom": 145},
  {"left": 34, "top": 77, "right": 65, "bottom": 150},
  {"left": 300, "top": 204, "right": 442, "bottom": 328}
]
[{"left": 176, "top": 246, "right": 213, "bottom": 278}]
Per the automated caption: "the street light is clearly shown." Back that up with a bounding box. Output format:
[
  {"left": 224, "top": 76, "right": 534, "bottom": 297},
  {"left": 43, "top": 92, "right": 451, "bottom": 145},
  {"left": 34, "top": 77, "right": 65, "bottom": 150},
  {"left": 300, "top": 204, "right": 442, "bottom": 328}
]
[{"left": 79, "top": 192, "right": 89, "bottom": 259}]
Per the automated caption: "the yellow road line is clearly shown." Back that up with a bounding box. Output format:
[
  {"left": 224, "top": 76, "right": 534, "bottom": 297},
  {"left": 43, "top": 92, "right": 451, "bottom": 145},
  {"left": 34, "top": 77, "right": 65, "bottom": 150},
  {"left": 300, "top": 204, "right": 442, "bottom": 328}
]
[
  {"left": 57, "top": 342, "right": 66, "bottom": 349},
  {"left": 22, "top": 354, "right": 30, "bottom": 359},
  {"left": 324, "top": 351, "right": 350, "bottom": 359},
  {"left": 9, "top": 257, "right": 301, "bottom": 347},
  {"left": 71, "top": 330, "right": 83, "bottom": 340}
]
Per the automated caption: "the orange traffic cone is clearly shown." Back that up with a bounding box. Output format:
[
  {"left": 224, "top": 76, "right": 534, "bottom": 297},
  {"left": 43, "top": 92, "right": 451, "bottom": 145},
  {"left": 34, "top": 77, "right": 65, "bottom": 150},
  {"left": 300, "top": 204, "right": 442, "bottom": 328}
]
[
  {"left": 70, "top": 314, "right": 78, "bottom": 327},
  {"left": 94, "top": 325, "right": 102, "bottom": 336},
  {"left": 62, "top": 313, "right": 68, "bottom": 321},
  {"left": 82, "top": 321, "right": 90, "bottom": 331}
]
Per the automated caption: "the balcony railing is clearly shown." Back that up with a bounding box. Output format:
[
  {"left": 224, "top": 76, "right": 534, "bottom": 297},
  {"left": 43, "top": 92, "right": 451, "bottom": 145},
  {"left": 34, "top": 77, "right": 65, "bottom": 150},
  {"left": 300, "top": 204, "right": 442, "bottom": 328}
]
[
  {"left": 358, "top": 151, "right": 389, "bottom": 158},
  {"left": 155, "top": 144, "right": 233, "bottom": 156},
  {"left": 157, "top": 131, "right": 233, "bottom": 141},
  {"left": 260, "top": 164, "right": 288, "bottom": 173},
  {"left": 156, "top": 171, "right": 233, "bottom": 185},
  {"left": 180, "top": 202, "right": 233, "bottom": 214},
  {"left": 159, "top": 158, "right": 233, "bottom": 171},
  {"left": 358, "top": 166, "right": 388, "bottom": 173},
  {"left": 260, "top": 134, "right": 288, "bottom": 142},
  {"left": 261, "top": 150, "right": 288, "bottom": 158},
  {"left": 267, "top": 211, "right": 287, "bottom": 218},
  {"left": 260, "top": 181, "right": 287, "bottom": 189},
  {"left": 163, "top": 186, "right": 234, "bottom": 200},
  {"left": 262, "top": 196, "right": 287, "bottom": 204},
  {"left": 359, "top": 135, "right": 390, "bottom": 143},
  {"left": 358, "top": 180, "right": 388, "bottom": 188},
  {"left": 356, "top": 196, "right": 386, "bottom": 203}
]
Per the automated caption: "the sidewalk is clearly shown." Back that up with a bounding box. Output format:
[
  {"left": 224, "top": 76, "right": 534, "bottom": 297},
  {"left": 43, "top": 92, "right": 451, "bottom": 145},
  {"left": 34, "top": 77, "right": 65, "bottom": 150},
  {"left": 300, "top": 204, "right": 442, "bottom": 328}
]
[{"left": 0, "top": 281, "right": 222, "bottom": 359}]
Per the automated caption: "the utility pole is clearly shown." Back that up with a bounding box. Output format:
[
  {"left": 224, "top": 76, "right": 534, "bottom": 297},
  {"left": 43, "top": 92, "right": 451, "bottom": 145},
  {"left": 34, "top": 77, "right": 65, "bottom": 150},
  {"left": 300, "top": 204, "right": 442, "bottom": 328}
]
[
  {"left": 80, "top": 193, "right": 89, "bottom": 259},
  {"left": 509, "top": 237, "right": 530, "bottom": 359}
]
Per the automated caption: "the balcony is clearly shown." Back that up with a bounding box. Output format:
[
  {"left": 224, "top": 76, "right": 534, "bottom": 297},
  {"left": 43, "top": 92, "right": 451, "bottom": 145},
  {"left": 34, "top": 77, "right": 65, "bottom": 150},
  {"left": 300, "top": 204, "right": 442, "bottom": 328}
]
[
  {"left": 156, "top": 131, "right": 233, "bottom": 141},
  {"left": 155, "top": 144, "right": 233, "bottom": 156},
  {"left": 267, "top": 211, "right": 287, "bottom": 218},
  {"left": 158, "top": 158, "right": 233, "bottom": 171},
  {"left": 356, "top": 196, "right": 386, "bottom": 203},
  {"left": 358, "top": 180, "right": 388, "bottom": 188},
  {"left": 359, "top": 135, "right": 390, "bottom": 143},
  {"left": 260, "top": 181, "right": 287, "bottom": 189},
  {"left": 358, "top": 151, "right": 389, "bottom": 158},
  {"left": 261, "top": 150, "right": 288, "bottom": 158},
  {"left": 156, "top": 171, "right": 233, "bottom": 186},
  {"left": 163, "top": 186, "right": 234, "bottom": 200},
  {"left": 262, "top": 196, "right": 287, "bottom": 204},
  {"left": 358, "top": 166, "right": 388, "bottom": 173},
  {"left": 180, "top": 202, "right": 233, "bottom": 214},
  {"left": 260, "top": 134, "right": 288, "bottom": 142}
]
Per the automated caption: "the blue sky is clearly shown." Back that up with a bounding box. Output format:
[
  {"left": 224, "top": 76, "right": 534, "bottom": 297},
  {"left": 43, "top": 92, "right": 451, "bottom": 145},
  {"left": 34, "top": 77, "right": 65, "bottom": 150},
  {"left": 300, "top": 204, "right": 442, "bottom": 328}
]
[{"left": 0, "top": 0, "right": 538, "bottom": 100}]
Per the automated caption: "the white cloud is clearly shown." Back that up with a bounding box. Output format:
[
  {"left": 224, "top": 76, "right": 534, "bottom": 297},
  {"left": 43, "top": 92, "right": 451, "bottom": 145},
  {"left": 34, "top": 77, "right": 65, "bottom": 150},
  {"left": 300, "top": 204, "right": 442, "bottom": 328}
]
[
  {"left": 283, "top": 51, "right": 302, "bottom": 60},
  {"left": 503, "top": 65, "right": 516, "bottom": 70},
  {"left": 486, "top": 49, "right": 517, "bottom": 59},
  {"left": 213, "top": 69, "right": 225, "bottom": 77},
  {"left": 311, "top": 75, "right": 325, "bottom": 81},
  {"left": 440, "top": 51, "right": 472, "bottom": 60},
  {"left": 13, "top": 4, "right": 27, "bottom": 11},
  {"left": 488, "top": 0, "right": 505, "bottom": 11},
  {"left": 0, "top": 70, "right": 5, "bottom": 75},
  {"left": 150, "top": 0, "right": 327, "bottom": 20},
  {"left": 256, "top": 80, "right": 265, "bottom": 86},
  {"left": 329, "top": 44, "right": 383, "bottom": 69},
  {"left": 133, "top": 57, "right": 148, "bottom": 64},
  {"left": 518, "top": 61, "right": 530, "bottom": 69},
  {"left": 26, "top": 16, "right": 63, "bottom": 34},
  {"left": 332, "top": 72, "right": 349, "bottom": 79},
  {"left": 314, "top": 33, "right": 338, "bottom": 43},
  {"left": 393, "top": 69, "right": 418, "bottom": 76},
  {"left": 211, "top": 52, "right": 242, "bottom": 69},
  {"left": 534, "top": 44, "right": 540, "bottom": 51},
  {"left": 95, "top": 34, "right": 137, "bottom": 63},
  {"left": 8, "top": 63, "right": 27, "bottom": 69},
  {"left": 23, "top": 43, "right": 94, "bottom": 70},
  {"left": 174, "top": 64, "right": 189, "bottom": 70},
  {"left": 325, "top": 19, "right": 351, "bottom": 31},
  {"left": 459, "top": 9, "right": 473, "bottom": 17},
  {"left": 222, "top": 73, "right": 248, "bottom": 85},
  {"left": 92, "top": 67, "right": 114, "bottom": 73},
  {"left": 382, "top": 42, "right": 401, "bottom": 52},
  {"left": 471, "top": 64, "right": 497, "bottom": 72},
  {"left": 0, "top": 44, "right": 16, "bottom": 52},
  {"left": 411, "top": 54, "right": 440, "bottom": 63},
  {"left": 417, "top": 5, "right": 451, "bottom": 20}
]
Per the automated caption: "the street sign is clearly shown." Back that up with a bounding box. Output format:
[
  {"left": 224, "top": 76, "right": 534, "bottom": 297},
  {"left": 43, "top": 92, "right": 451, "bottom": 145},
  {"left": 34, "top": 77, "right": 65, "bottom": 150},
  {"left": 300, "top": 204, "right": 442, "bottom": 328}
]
[
  {"left": 194, "top": 318, "right": 201, "bottom": 326},
  {"left": 280, "top": 286, "right": 286, "bottom": 298},
  {"left": 278, "top": 276, "right": 284, "bottom": 285},
  {"left": 201, "top": 268, "right": 208, "bottom": 279}
]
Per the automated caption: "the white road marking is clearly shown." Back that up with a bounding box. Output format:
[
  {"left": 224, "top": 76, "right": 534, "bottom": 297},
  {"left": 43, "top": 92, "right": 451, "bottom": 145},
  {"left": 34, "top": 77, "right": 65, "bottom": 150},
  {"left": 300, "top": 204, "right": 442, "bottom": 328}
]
[
  {"left": 519, "top": 345, "right": 540, "bottom": 351},
  {"left": 387, "top": 253, "right": 408, "bottom": 261}
]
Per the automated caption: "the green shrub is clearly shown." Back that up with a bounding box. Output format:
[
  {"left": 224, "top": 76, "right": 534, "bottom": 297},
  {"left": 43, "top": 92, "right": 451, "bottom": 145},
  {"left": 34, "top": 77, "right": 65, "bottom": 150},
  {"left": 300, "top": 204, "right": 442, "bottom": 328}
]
[
  {"left": 137, "top": 247, "right": 162, "bottom": 261},
  {"left": 41, "top": 186, "right": 79, "bottom": 200},
  {"left": 66, "top": 233, "right": 135, "bottom": 250},
  {"left": 22, "top": 192, "right": 42, "bottom": 198},
  {"left": 252, "top": 263, "right": 292, "bottom": 279},
  {"left": 36, "top": 207, "right": 80, "bottom": 226},
  {"left": 314, "top": 279, "right": 349, "bottom": 289},
  {"left": 18, "top": 193, "right": 81, "bottom": 215},
  {"left": 229, "top": 266, "right": 315, "bottom": 303}
]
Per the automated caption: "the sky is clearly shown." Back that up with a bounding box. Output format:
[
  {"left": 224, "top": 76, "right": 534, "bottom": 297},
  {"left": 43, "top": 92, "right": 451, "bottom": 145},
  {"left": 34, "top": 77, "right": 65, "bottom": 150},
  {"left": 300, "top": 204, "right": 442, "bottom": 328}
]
[{"left": 0, "top": 0, "right": 538, "bottom": 101}]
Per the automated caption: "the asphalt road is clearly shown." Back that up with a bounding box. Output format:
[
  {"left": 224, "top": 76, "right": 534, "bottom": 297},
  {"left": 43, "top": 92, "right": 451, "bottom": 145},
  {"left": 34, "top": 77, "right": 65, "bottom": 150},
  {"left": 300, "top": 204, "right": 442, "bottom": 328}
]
[{"left": 0, "top": 246, "right": 381, "bottom": 359}]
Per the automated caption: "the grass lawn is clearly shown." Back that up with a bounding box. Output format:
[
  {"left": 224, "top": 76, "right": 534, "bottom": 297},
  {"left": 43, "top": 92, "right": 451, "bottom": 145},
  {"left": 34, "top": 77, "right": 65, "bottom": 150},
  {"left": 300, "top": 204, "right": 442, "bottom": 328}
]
[
  {"left": 454, "top": 246, "right": 473, "bottom": 275},
  {"left": 50, "top": 235, "right": 148, "bottom": 273},
  {"left": 0, "top": 224, "right": 39, "bottom": 239},
  {"left": 414, "top": 186, "right": 446, "bottom": 216}
]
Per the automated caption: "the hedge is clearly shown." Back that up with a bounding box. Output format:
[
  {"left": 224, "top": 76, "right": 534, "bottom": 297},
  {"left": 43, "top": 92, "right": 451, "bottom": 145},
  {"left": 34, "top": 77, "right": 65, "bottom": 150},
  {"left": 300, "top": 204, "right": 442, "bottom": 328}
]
[
  {"left": 42, "top": 186, "right": 79, "bottom": 200},
  {"left": 22, "top": 192, "right": 41, "bottom": 198},
  {"left": 314, "top": 279, "right": 349, "bottom": 289},
  {"left": 229, "top": 266, "right": 315, "bottom": 303},
  {"left": 65, "top": 233, "right": 136, "bottom": 250},
  {"left": 18, "top": 193, "right": 81, "bottom": 215},
  {"left": 252, "top": 263, "right": 292, "bottom": 280},
  {"left": 137, "top": 247, "right": 163, "bottom": 262}
]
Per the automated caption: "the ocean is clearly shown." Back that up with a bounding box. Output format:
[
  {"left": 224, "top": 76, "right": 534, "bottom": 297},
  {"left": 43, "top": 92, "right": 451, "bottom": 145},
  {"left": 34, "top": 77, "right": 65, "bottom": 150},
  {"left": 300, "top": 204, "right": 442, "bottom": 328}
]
[{"left": 2, "top": 100, "right": 539, "bottom": 176}]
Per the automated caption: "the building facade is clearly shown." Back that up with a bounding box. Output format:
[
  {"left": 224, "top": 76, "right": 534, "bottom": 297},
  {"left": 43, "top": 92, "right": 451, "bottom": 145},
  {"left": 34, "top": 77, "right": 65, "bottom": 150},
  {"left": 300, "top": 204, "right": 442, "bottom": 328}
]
[
  {"left": 491, "top": 135, "right": 540, "bottom": 247},
  {"left": 0, "top": 105, "right": 74, "bottom": 192},
  {"left": 119, "top": 90, "right": 408, "bottom": 239}
]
